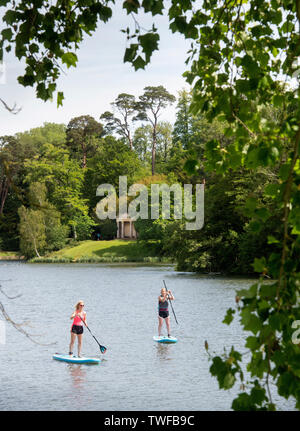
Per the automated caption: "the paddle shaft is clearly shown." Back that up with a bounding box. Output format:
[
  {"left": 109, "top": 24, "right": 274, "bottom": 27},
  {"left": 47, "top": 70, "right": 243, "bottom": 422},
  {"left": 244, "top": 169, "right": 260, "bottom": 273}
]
[
  {"left": 79, "top": 315, "right": 106, "bottom": 353},
  {"left": 163, "top": 280, "right": 178, "bottom": 325}
]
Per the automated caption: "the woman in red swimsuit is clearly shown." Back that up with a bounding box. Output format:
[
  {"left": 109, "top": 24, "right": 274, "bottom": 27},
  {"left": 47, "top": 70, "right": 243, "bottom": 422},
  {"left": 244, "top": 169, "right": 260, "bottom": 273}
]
[{"left": 69, "top": 300, "right": 86, "bottom": 357}]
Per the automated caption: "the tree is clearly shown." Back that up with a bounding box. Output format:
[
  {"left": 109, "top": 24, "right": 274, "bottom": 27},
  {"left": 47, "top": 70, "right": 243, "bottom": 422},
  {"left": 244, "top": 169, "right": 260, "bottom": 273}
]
[
  {"left": 156, "top": 121, "right": 173, "bottom": 164},
  {"left": 2, "top": 0, "right": 300, "bottom": 410},
  {"left": 0, "top": 132, "right": 43, "bottom": 250},
  {"left": 133, "top": 124, "right": 152, "bottom": 164},
  {"left": 18, "top": 182, "right": 68, "bottom": 258},
  {"left": 133, "top": 121, "right": 173, "bottom": 170},
  {"left": 70, "top": 214, "right": 96, "bottom": 241},
  {"left": 0, "top": 133, "right": 40, "bottom": 215},
  {"left": 0, "top": 136, "right": 17, "bottom": 215},
  {"left": 173, "top": 90, "right": 192, "bottom": 149},
  {"left": 93, "top": 219, "right": 117, "bottom": 240},
  {"left": 134, "top": 86, "right": 176, "bottom": 175},
  {"left": 83, "top": 135, "right": 144, "bottom": 211},
  {"left": 18, "top": 206, "right": 45, "bottom": 259},
  {"left": 100, "top": 93, "right": 136, "bottom": 149},
  {"left": 23, "top": 139, "right": 91, "bottom": 240},
  {"left": 66, "top": 115, "right": 103, "bottom": 168}
]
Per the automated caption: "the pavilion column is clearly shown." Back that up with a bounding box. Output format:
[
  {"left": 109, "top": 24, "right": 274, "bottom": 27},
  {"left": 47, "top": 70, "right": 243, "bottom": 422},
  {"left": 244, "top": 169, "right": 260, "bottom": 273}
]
[{"left": 121, "top": 221, "right": 124, "bottom": 239}]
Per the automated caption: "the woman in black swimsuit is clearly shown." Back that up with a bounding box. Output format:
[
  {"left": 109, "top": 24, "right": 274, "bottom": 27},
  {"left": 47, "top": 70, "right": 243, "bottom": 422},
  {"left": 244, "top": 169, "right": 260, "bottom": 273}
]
[{"left": 158, "top": 287, "right": 174, "bottom": 337}]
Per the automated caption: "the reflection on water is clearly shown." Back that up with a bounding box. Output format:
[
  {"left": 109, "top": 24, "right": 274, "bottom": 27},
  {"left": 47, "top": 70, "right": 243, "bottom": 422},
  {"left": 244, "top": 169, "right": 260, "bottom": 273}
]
[
  {"left": 68, "top": 364, "right": 87, "bottom": 389},
  {"left": 156, "top": 344, "right": 174, "bottom": 361},
  {"left": 0, "top": 262, "right": 296, "bottom": 411}
]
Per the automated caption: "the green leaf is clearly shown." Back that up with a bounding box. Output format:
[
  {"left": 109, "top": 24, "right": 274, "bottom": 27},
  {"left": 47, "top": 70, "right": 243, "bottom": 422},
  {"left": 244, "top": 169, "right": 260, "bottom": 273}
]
[
  {"left": 269, "top": 313, "right": 283, "bottom": 331},
  {"left": 124, "top": 44, "right": 138, "bottom": 63},
  {"left": 232, "top": 392, "right": 254, "bottom": 411},
  {"left": 138, "top": 32, "right": 159, "bottom": 61},
  {"left": 241, "top": 309, "right": 262, "bottom": 334},
  {"left": 272, "top": 94, "right": 285, "bottom": 107},
  {"left": 278, "top": 372, "right": 296, "bottom": 398},
  {"left": 279, "top": 163, "right": 291, "bottom": 181},
  {"left": 264, "top": 183, "right": 281, "bottom": 198},
  {"left": 281, "top": 21, "right": 294, "bottom": 33},
  {"left": 251, "top": 385, "right": 267, "bottom": 405},
  {"left": 249, "top": 220, "right": 262, "bottom": 233},
  {"left": 210, "top": 357, "right": 236, "bottom": 389},
  {"left": 241, "top": 55, "right": 261, "bottom": 78},
  {"left": 253, "top": 257, "right": 267, "bottom": 273},
  {"left": 142, "top": 0, "right": 164, "bottom": 15},
  {"left": 245, "top": 197, "right": 258, "bottom": 211},
  {"left": 223, "top": 308, "right": 235, "bottom": 325},
  {"left": 57, "top": 91, "right": 64, "bottom": 108},
  {"left": 223, "top": 372, "right": 235, "bottom": 389},
  {"left": 123, "top": 0, "right": 140, "bottom": 14},
  {"left": 260, "top": 283, "right": 277, "bottom": 299},
  {"left": 132, "top": 55, "right": 146, "bottom": 70},
  {"left": 61, "top": 52, "right": 78, "bottom": 68},
  {"left": 267, "top": 235, "right": 279, "bottom": 244},
  {"left": 246, "top": 336, "right": 260, "bottom": 350},
  {"left": 237, "top": 283, "right": 258, "bottom": 299},
  {"left": 255, "top": 207, "right": 270, "bottom": 222},
  {"left": 183, "top": 158, "right": 198, "bottom": 174},
  {"left": 3, "top": 10, "right": 17, "bottom": 25},
  {"left": 1, "top": 28, "right": 13, "bottom": 41}
]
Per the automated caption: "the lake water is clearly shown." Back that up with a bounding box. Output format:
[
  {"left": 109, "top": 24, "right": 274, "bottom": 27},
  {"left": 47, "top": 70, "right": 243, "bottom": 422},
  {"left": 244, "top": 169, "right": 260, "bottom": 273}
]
[{"left": 0, "top": 261, "right": 295, "bottom": 411}]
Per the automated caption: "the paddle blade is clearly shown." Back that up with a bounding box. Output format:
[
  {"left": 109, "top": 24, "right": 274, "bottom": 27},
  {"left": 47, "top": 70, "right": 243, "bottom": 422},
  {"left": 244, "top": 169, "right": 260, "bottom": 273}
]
[{"left": 100, "top": 345, "right": 107, "bottom": 354}]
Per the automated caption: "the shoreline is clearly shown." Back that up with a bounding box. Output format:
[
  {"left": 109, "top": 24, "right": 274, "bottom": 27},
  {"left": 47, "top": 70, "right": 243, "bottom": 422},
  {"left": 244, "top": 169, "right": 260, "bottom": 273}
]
[
  {"left": 28, "top": 256, "right": 173, "bottom": 264},
  {"left": 0, "top": 254, "right": 25, "bottom": 261}
]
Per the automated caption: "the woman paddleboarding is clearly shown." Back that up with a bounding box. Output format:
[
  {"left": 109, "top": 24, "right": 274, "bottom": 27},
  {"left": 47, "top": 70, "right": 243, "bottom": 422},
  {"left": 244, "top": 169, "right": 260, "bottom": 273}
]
[
  {"left": 158, "top": 287, "right": 174, "bottom": 337},
  {"left": 69, "top": 300, "right": 86, "bottom": 357}
]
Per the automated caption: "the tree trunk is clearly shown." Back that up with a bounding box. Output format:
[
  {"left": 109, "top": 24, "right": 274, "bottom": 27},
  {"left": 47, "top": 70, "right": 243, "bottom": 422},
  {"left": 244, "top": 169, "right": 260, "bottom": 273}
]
[
  {"left": 82, "top": 151, "right": 87, "bottom": 169},
  {"left": 152, "top": 121, "right": 157, "bottom": 176},
  {"left": 81, "top": 140, "right": 87, "bottom": 168},
  {"left": 0, "top": 177, "right": 9, "bottom": 215},
  {"left": 128, "top": 133, "right": 133, "bottom": 151},
  {"left": 73, "top": 224, "right": 77, "bottom": 240},
  {"left": 33, "top": 237, "right": 41, "bottom": 258},
  {"left": 164, "top": 138, "right": 167, "bottom": 163}
]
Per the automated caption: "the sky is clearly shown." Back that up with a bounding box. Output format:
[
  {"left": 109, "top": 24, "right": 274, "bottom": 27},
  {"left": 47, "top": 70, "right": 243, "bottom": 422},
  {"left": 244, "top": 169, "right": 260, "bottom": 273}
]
[{"left": 0, "top": 4, "right": 192, "bottom": 136}]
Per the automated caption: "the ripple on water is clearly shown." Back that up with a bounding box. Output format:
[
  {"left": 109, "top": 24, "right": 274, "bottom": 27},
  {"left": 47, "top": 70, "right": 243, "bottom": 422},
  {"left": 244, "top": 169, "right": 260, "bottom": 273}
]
[{"left": 0, "top": 262, "right": 296, "bottom": 411}]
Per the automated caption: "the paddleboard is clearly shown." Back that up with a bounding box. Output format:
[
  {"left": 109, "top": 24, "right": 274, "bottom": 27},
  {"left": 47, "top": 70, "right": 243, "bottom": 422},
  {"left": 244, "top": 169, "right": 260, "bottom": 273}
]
[
  {"left": 153, "top": 335, "right": 178, "bottom": 343},
  {"left": 53, "top": 353, "right": 101, "bottom": 364}
]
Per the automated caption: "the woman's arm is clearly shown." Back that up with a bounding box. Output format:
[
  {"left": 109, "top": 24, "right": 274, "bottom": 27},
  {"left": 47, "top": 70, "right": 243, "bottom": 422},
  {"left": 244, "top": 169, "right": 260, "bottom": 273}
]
[
  {"left": 70, "top": 312, "right": 76, "bottom": 320},
  {"left": 167, "top": 290, "right": 175, "bottom": 300}
]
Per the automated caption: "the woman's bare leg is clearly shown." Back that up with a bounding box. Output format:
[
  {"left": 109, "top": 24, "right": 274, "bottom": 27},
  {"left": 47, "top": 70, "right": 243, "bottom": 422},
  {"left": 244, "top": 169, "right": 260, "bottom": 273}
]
[
  {"left": 165, "top": 316, "right": 171, "bottom": 336},
  {"left": 77, "top": 334, "right": 83, "bottom": 357},
  {"left": 69, "top": 332, "right": 76, "bottom": 355},
  {"left": 158, "top": 317, "right": 163, "bottom": 336}
]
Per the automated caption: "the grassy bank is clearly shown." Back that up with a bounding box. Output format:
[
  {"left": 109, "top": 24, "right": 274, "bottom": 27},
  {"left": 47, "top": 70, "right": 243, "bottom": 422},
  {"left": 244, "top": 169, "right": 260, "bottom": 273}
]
[
  {"left": 29, "top": 240, "right": 172, "bottom": 263},
  {"left": 0, "top": 251, "right": 24, "bottom": 260}
]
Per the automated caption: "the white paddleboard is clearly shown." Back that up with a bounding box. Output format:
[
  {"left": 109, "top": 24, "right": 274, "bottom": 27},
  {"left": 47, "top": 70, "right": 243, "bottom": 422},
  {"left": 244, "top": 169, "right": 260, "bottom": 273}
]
[
  {"left": 153, "top": 335, "right": 178, "bottom": 343},
  {"left": 53, "top": 353, "right": 101, "bottom": 364}
]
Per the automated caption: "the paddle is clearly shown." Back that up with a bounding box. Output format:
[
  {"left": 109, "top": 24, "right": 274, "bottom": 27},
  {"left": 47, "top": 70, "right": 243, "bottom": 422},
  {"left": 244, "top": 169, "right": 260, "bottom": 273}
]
[
  {"left": 79, "top": 315, "right": 107, "bottom": 354},
  {"left": 163, "top": 280, "right": 179, "bottom": 325}
]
